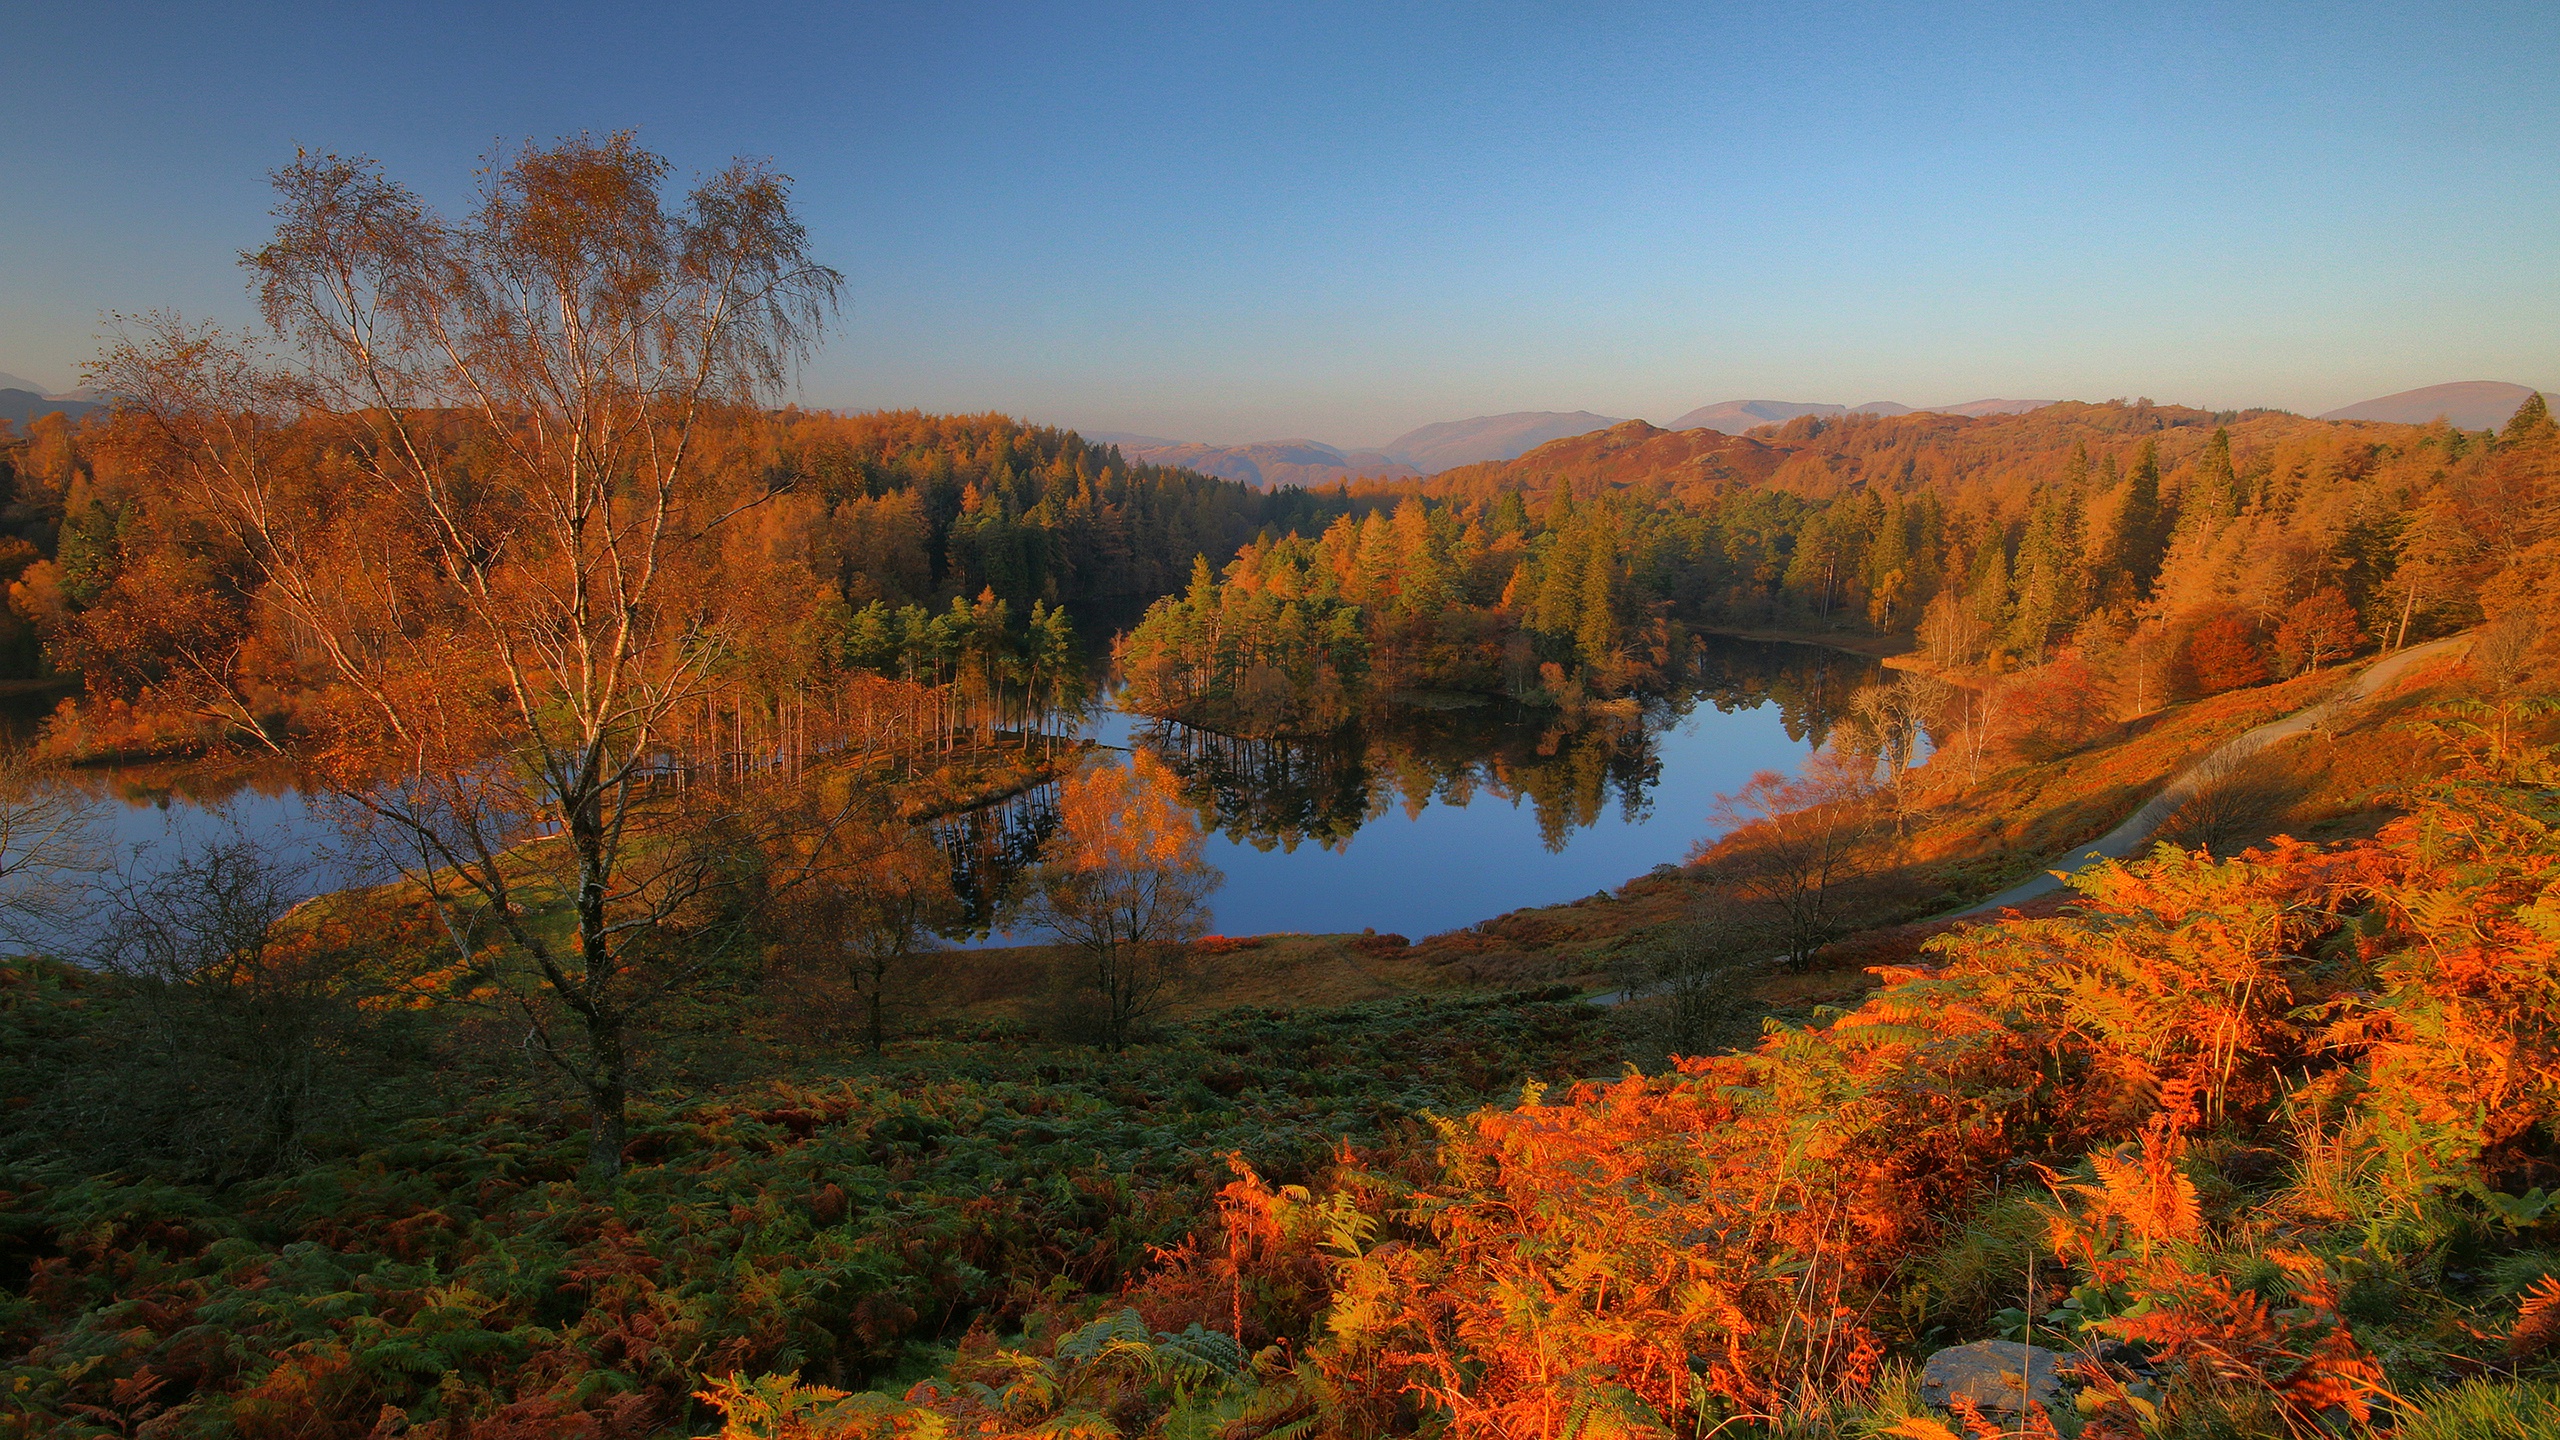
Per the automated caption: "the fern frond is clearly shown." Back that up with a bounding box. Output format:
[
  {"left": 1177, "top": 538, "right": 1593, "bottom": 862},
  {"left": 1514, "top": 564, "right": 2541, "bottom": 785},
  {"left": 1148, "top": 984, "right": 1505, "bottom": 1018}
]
[{"left": 2511, "top": 1272, "right": 2560, "bottom": 1358}]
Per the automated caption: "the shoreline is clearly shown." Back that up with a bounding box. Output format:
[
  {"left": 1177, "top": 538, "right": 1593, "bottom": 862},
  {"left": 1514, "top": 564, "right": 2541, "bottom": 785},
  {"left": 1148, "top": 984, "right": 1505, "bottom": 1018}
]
[{"left": 1693, "top": 625, "right": 1913, "bottom": 660}]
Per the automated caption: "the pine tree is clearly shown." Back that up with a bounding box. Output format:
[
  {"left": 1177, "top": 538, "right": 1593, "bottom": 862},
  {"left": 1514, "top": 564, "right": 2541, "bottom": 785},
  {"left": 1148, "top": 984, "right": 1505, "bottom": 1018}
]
[
  {"left": 2100, "top": 440, "right": 2167, "bottom": 603},
  {"left": 2502, "top": 391, "right": 2554, "bottom": 445},
  {"left": 1864, "top": 500, "right": 1912, "bottom": 631},
  {"left": 1966, "top": 526, "right": 2012, "bottom": 646},
  {"left": 2008, "top": 488, "right": 2088, "bottom": 663},
  {"left": 1575, "top": 547, "right": 1617, "bottom": 663}
]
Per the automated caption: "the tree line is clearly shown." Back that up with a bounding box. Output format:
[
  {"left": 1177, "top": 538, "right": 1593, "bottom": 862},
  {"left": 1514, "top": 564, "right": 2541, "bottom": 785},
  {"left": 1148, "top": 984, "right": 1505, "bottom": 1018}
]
[{"left": 1116, "top": 396, "right": 2558, "bottom": 739}]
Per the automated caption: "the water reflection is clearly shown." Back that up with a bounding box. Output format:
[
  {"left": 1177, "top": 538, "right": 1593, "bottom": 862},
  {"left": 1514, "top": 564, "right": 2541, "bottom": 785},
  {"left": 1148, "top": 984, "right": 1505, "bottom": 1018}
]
[
  {"left": 1138, "top": 704, "right": 1657, "bottom": 857},
  {"left": 958, "top": 635, "right": 1876, "bottom": 940},
  {"left": 1132, "top": 635, "right": 1868, "bottom": 860},
  {"left": 3, "top": 636, "right": 1877, "bottom": 946},
  {"left": 924, "top": 777, "right": 1062, "bottom": 934}
]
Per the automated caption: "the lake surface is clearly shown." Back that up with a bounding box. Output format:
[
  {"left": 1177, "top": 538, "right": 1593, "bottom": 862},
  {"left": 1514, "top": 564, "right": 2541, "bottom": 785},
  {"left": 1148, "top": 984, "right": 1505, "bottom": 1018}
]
[
  {"left": 4, "top": 636, "right": 1875, "bottom": 948},
  {"left": 952, "top": 635, "right": 1875, "bottom": 941}
]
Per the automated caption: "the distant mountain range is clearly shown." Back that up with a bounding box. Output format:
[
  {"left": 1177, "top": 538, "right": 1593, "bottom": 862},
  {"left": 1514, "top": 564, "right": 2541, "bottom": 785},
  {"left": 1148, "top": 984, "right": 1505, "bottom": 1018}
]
[
  {"left": 2317, "top": 381, "right": 2553, "bottom": 430},
  {"left": 0, "top": 388, "right": 103, "bottom": 427},
  {"left": 1091, "top": 410, "right": 1626, "bottom": 484},
  {"left": 1376, "top": 411, "right": 1627, "bottom": 474},
  {"left": 0, "top": 367, "right": 107, "bottom": 428},
  {"left": 1090, "top": 436, "right": 1421, "bottom": 489},
  {"left": 1665, "top": 397, "right": 2051, "bottom": 433}
]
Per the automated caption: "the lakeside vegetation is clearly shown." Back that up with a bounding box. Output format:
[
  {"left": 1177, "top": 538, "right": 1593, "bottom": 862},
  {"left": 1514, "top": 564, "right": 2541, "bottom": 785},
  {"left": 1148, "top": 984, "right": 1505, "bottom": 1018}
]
[
  {"left": 2, "top": 130, "right": 2559, "bottom": 1440},
  {"left": 1116, "top": 390, "right": 2553, "bottom": 743}
]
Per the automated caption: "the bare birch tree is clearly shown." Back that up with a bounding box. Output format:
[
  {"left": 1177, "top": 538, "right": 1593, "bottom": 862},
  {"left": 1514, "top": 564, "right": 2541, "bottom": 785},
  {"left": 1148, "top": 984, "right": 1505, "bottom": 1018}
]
[
  {"left": 1847, "top": 671, "right": 1950, "bottom": 839},
  {"left": 93, "top": 134, "right": 842, "bottom": 1174}
]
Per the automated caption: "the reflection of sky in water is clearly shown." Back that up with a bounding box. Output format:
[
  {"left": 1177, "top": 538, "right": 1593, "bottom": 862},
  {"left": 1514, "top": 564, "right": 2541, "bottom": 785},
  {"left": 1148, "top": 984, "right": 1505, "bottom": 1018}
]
[
  {"left": 12, "top": 766, "right": 358, "bottom": 956},
  {"left": 89, "top": 786, "right": 340, "bottom": 877},
  {"left": 18, "top": 639, "right": 1879, "bottom": 948},
  {"left": 970, "top": 689, "right": 1820, "bottom": 942}
]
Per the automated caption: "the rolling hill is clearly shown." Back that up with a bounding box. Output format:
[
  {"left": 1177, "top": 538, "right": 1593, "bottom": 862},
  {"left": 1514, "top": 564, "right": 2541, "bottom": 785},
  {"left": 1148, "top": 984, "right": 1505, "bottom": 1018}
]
[
  {"left": 1668, "top": 397, "right": 2051, "bottom": 433},
  {"left": 2318, "top": 380, "right": 2552, "bottom": 430},
  {"left": 1375, "top": 410, "right": 1626, "bottom": 473}
]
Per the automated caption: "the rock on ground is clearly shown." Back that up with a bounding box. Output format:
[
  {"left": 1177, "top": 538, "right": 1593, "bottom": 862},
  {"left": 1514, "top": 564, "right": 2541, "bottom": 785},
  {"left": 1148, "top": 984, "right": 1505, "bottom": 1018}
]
[{"left": 1920, "top": 1340, "right": 2069, "bottom": 1413}]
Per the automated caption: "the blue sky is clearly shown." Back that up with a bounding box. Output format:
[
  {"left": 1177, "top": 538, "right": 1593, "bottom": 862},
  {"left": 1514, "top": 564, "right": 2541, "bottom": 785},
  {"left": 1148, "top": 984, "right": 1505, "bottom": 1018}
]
[{"left": 3, "top": 1, "right": 2554, "bottom": 445}]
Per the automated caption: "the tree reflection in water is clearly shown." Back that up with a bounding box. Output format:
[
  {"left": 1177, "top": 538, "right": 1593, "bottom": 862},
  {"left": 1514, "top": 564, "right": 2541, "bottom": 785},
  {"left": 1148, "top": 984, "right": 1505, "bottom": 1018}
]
[
  {"left": 922, "top": 778, "right": 1062, "bottom": 937},
  {"left": 1132, "top": 636, "right": 1870, "bottom": 857},
  {"left": 6, "top": 638, "right": 1872, "bottom": 944}
]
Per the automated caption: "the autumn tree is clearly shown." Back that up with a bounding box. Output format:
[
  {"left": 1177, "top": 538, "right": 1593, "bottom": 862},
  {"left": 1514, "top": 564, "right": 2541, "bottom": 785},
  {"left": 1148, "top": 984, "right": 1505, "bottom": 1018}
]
[
  {"left": 2273, "top": 586, "right": 2364, "bottom": 676},
  {"left": 1695, "top": 749, "right": 1879, "bottom": 971},
  {"left": 93, "top": 134, "right": 842, "bottom": 1174},
  {"left": 1025, "top": 752, "right": 1222, "bottom": 1048},
  {"left": 768, "top": 803, "right": 957, "bottom": 1054},
  {"left": 2183, "top": 613, "right": 2268, "bottom": 695}
]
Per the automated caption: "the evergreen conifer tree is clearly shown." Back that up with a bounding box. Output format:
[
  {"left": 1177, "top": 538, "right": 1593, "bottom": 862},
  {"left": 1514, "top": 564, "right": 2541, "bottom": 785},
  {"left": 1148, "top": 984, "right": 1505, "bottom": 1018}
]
[{"left": 2502, "top": 391, "right": 2554, "bottom": 445}]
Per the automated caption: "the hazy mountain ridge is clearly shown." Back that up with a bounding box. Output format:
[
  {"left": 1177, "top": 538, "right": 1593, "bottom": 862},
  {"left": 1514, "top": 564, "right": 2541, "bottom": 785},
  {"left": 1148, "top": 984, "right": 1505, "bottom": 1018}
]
[
  {"left": 1375, "top": 410, "right": 1627, "bottom": 474},
  {"left": 0, "top": 388, "right": 104, "bottom": 427},
  {"left": 1099, "top": 436, "right": 1420, "bottom": 489},
  {"left": 2318, "top": 380, "right": 2553, "bottom": 430},
  {"left": 1092, "top": 410, "right": 1625, "bottom": 486},
  {"left": 1667, "top": 397, "right": 2051, "bottom": 433}
]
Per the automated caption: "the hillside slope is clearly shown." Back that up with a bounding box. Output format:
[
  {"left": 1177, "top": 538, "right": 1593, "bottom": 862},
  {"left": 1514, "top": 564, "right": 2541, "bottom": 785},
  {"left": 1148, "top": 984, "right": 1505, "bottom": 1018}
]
[
  {"left": 2319, "top": 379, "right": 2552, "bottom": 429},
  {"left": 1107, "top": 436, "right": 1418, "bottom": 488},
  {"left": 1378, "top": 409, "right": 1625, "bottom": 472}
]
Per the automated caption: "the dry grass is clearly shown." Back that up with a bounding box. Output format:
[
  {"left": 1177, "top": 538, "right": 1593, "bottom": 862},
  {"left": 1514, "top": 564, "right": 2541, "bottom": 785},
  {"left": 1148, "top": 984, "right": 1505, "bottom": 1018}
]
[
  {"left": 1899, "top": 667, "right": 2347, "bottom": 888},
  {"left": 919, "top": 931, "right": 1462, "bottom": 1030}
]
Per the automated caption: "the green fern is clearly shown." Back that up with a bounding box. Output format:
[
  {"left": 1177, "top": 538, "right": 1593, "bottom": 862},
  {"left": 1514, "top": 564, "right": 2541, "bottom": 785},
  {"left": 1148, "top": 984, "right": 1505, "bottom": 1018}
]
[{"left": 1558, "top": 1382, "right": 1674, "bottom": 1440}]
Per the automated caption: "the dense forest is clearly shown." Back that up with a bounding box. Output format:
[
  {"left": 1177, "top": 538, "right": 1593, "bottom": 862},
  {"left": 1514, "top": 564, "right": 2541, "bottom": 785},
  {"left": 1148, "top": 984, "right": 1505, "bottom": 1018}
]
[
  {"left": 12, "top": 374, "right": 2551, "bottom": 763},
  {"left": 0, "top": 403, "right": 1367, "bottom": 765},
  {"left": 1117, "top": 395, "right": 2556, "bottom": 741}
]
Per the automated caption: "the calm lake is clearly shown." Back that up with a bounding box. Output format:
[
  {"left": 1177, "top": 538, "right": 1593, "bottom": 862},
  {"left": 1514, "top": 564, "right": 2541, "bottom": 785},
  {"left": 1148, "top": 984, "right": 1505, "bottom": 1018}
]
[{"left": 9, "top": 636, "right": 1873, "bottom": 945}]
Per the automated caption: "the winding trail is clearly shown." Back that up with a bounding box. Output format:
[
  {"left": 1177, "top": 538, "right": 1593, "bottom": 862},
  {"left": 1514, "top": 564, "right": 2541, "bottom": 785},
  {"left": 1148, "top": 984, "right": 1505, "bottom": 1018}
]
[
  {"left": 1950, "top": 634, "right": 2470, "bottom": 918},
  {"left": 1586, "top": 636, "right": 2468, "bottom": 1008}
]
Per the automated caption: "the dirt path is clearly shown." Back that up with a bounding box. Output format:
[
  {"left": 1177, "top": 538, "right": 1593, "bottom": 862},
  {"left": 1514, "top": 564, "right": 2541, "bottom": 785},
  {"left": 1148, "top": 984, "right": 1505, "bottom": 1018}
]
[
  {"left": 1588, "top": 636, "right": 2469, "bottom": 1008},
  {"left": 1951, "top": 635, "right": 2471, "bottom": 917}
]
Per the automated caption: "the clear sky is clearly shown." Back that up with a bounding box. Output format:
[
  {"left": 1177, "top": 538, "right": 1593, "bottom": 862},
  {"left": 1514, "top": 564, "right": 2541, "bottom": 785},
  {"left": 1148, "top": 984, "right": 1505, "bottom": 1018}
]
[{"left": 3, "top": 2, "right": 2555, "bottom": 446}]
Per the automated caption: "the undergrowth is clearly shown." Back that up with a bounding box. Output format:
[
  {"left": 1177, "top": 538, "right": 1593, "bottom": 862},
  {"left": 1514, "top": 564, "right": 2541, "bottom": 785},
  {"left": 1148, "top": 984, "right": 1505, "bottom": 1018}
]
[{"left": 0, "top": 989, "right": 1618, "bottom": 1436}]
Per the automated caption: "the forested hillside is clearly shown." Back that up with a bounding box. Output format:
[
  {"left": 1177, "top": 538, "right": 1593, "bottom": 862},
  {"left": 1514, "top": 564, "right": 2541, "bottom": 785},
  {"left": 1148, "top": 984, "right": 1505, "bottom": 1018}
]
[
  {"left": 0, "top": 403, "right": 1365, "bottom": 762},
  {"left": 16, "top": 380, "right": 2552, "bottom": 762},
  {"left": 1119, "top": 396, "right": 2558, "bottom": 736}
]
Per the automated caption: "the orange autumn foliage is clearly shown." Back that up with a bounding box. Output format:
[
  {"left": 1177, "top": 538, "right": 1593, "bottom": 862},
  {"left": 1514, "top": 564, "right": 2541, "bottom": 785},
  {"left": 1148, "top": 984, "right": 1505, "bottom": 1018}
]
[{"left": 1159, "top": 745, "right": 2560, "bottom": 1437}]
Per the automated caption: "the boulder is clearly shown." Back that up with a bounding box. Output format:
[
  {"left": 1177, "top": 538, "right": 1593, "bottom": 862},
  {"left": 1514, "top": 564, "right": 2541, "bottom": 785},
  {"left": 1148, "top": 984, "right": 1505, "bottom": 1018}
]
[{"left": 1920, "top": 1340, "right": 2070, "bottom": 1413}]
